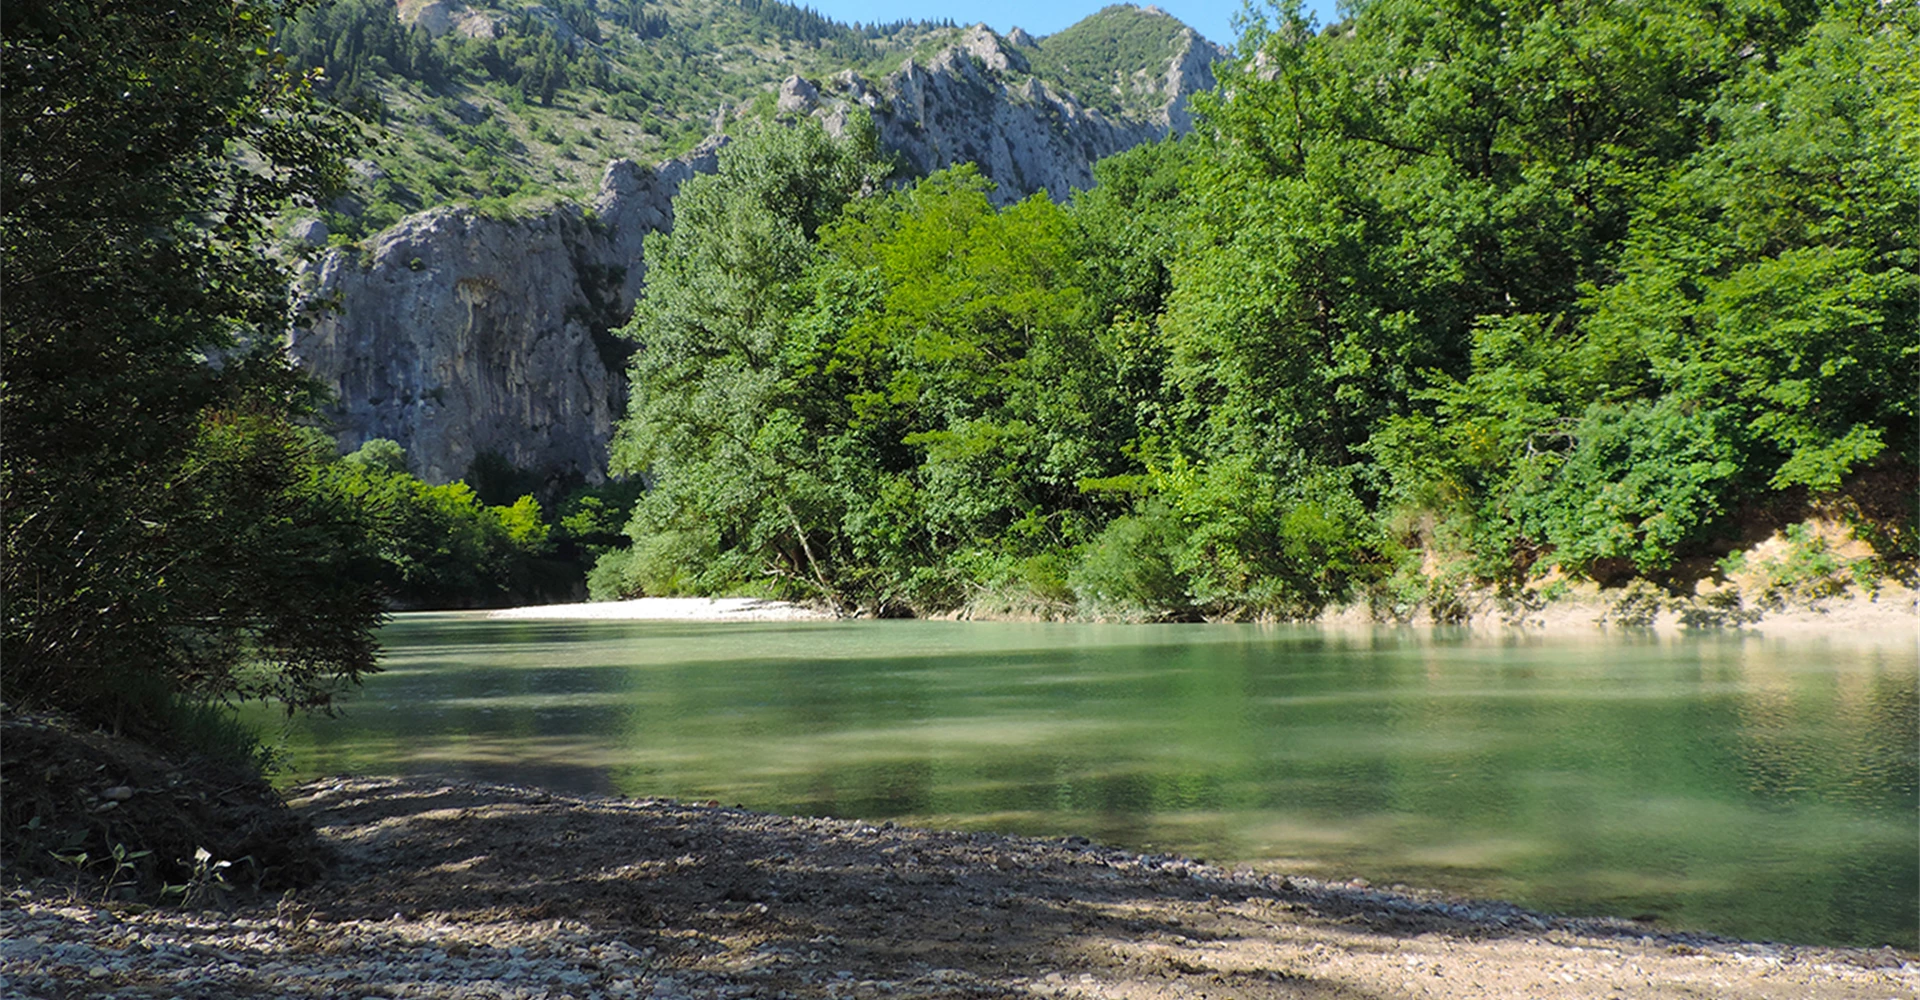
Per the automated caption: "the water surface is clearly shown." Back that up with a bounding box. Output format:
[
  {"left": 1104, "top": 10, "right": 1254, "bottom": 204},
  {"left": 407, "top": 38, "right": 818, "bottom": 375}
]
[{"left": 255, "top": 616, "right": 1918, "bottom": 949}]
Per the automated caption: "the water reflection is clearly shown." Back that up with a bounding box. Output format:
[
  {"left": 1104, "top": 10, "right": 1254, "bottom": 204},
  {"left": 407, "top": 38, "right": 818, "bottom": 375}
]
[{"left": 249, "top": 616, "right": 1919, "bottom": 949}]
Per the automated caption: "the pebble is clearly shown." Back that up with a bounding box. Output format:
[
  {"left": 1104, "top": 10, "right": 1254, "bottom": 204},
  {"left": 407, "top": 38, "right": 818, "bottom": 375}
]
[{"left": 0, "top": 900, "right": 684, "bottom": 1000}]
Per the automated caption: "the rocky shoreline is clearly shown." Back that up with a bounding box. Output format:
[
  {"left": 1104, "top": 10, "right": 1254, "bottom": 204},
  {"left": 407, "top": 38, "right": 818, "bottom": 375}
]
[{"left": 4, "top": 775, "right": 1913, "bottom": 1000}]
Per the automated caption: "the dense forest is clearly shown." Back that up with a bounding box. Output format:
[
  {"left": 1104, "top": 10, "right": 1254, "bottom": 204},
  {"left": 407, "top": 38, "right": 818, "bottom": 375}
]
[
  {"left": 592, "top": 0, "right": 1918, "bottom": 621},
  {"left": 272, "top": 0, "right": 966, "bottom": 237}
]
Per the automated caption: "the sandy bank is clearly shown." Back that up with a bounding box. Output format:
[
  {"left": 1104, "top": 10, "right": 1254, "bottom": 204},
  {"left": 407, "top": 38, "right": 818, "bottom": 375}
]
[
  {"left": 1319, "top": 585, "right": 1920, "bottom": 640},
  {"left": 487, "top": 596, "right": 837, "bottom": 621},
  {"left": 484, "top": 589, "right": 1916, "bottom": 640},
  {"left": 4, "top": 776, "right": 1912, "bottom": 1000}
]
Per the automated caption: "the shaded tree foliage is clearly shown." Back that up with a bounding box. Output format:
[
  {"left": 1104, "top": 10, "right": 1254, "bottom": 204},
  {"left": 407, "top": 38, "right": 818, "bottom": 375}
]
[
  {"left": 334, "top": 441, "right": 559, "bottom": 608},
  {"left": 2, "top": 0, "right": 384, "bottom": 727}
]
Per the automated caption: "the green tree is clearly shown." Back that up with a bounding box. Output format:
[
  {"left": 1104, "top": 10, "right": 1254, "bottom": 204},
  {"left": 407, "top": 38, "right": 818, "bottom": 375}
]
[
  {"left": 2, "top": 0, "right": 381, "bottom": 728},
  {"left": 801, "top": 167, "right": 1133, "bottom": 607},
  {"left": 1368, "top": 0, "right": 1918, "bottom": 577},
  {"left": 1159, "top": 0, "right": 1910, "bottom": 598},
  {"left": 333, "top": 440, "right": 557, "bottom": 608},
  {"left": 603, "top": 117, "right": 890, "bottom": 606}
]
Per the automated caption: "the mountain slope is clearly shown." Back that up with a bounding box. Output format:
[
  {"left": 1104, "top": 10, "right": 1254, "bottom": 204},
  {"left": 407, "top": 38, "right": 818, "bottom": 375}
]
[
  {"left": 287, "top": 2, "right": 1228, "bottom": 486},
  {"left": 284, "top": 1, "right": 1221, "bottom": 237},
  {"left": 1026, "top": 3, "right": 1222, "bottom": 128}
]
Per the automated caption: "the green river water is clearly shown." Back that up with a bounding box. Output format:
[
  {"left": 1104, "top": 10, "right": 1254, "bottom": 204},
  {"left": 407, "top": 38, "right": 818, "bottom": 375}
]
[{"left": 253, "top": 615, "right": 1918, "bottom": 950}]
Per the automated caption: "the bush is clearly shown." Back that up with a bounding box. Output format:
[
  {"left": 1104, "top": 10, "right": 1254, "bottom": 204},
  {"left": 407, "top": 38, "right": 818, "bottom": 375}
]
[
  {"left": 1518, "top": 399, "right": 1746, "bottom": 576},
  {"left": 587, "top": 528, "right": 718, "bottom": 599},
  {"left": 1069, "top": 505, "right": 1193, "bottom": 621}
]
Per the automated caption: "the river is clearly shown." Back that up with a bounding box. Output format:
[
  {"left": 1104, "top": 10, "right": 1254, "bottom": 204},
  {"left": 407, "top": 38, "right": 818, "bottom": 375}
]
[{"left": 252, "top": 615, "right": 1918, "bottom": 949}]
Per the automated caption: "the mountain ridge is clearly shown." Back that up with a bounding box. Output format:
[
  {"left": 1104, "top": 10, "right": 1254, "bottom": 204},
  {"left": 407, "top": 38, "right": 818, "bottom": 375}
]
[{"left": 289, "top": 1, "right": 1228, "bottom": 486}]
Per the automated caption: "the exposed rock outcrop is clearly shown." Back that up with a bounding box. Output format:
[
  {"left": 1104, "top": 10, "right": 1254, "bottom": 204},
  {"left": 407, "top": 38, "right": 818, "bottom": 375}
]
[
  {"left": 395, "top": 0, "right": 500, "bottom": 40},
  {"left": 294, "top": 22, "right": 1225, "bottom": 484},
  {"left": 1161, "top": 27, "right": 1224, "bottom": 133},
  {"left": 776, "top": 75, "right": 820, "bottom": 115},
  {"left": 818, "top": 24, "right": 1224, "bottom": 203},
  {"left": 290, "top": 142, "right": 723, "bottom": 485}
]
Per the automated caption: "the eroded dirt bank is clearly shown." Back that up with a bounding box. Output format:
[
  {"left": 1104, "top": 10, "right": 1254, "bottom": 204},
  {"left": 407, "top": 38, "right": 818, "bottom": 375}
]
[{"left": 5, "top": 775, "right": 1914, "bottom": 999}]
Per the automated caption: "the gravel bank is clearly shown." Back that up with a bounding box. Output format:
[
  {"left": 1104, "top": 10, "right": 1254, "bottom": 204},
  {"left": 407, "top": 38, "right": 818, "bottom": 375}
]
[{"left": 4, "top": 776, "right": 1912, "bottom": 1000}]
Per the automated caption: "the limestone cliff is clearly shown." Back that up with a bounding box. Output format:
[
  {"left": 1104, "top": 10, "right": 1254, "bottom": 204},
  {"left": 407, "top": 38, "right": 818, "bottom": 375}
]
[
  {"left": 290, "top": 143, "right": 720, "bottom": 485},
  {"left": 811, "top": 24, "right": 1224, "bottom": 203},
  {"left": 294, "top": 21, "right": 1223, "bottom": 484}
]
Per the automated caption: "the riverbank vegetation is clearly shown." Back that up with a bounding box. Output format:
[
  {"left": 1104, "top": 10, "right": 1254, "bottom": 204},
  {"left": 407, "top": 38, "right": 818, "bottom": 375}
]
[
  {"left": 595, "top": 0, "right": 1918, "bottom": 621},
  {"left": 327, "top": 437, "right": 641, "bottom": 608},
  {"left": 2, "top": 0, "right": 388, "bottom": 737},
  {"left": 1, "top": 0, "right": 408, "bottom": 906}
]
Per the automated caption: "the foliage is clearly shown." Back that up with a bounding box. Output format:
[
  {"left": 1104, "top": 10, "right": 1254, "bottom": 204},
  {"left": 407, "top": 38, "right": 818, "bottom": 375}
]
[
  {"left": 1067, "top": 503, "right": 1195, "bottom": 621},
  {"left": 1719, "top": 523, "right": 1878, "bottom": 608},
  {"left": 1510, "top": 399, "right": 1745, "bottom": 575},
  {"left": 333, "top": 440, "right": 558, "bottom": 608},
  {"left": 1027, "top": 4, "right": 1203, "bottom": 119},
  {"left": 602, "top": 119, "right": 1160, "bottom": 614},
  {"left": 2, "top": 0, "right": 391, "bottom": 726},
  {"left": 600, "top": 0, "right": 1914, "bottom": 618},
  {"left": 606, "top": 117, "right": 891, "bottom": 607},
  {"left": 1170, "top": 0, "right": 1916, "bottom": 601}
]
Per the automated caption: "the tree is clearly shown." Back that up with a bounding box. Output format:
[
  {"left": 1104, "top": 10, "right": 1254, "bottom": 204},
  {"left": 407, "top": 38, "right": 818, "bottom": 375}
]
[
  {"left": 2, "top": 0, "right": 383, "bottom": 730},
  {"left": 1155, "top": 0, "right": 1912, "bottom": 598},
  {"left": 1364, "top": 0, "right": 1918, "bottom": 578},
  {"left": 601, "top": 117, "right": 889, "bottom": 607},
  {"left": 803, "top": 166, "right": 1130, "bottom": 606},
  {"left": 333, "top": 441, "right": 558, "bottom": 609}
]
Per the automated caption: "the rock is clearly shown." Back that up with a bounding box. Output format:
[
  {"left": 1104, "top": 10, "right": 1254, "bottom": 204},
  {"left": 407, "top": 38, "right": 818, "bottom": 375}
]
[
  {"left": 288, "top": 218, "right": 329, "bottom": 246},
  {"left": 819, "top": 24, "right": 1222, "bottom": 204},
  {"left": 958, "top": 24, "right": 1024, "bottom": 74},
  {"left": 776, "top": 75, "right": 820, "bottom": 115},
  {"left": 396, "top": 0, "right": 457, "bottom": 37},
  {"left": 1161, "top": 27, "right": 1223, "bottom": 133},
  {"left": 292, "top": 25, "right": 1224, "bottom": 481},
  {"left": 289, "top": 144, "right": 719, "bottom": 485}
]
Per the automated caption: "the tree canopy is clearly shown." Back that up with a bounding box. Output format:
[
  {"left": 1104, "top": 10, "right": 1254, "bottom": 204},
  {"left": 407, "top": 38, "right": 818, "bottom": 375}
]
[
  {"left": 600, "top": 0, "right": 1915, "bottom": 621},
  {"left": 2, "top": 0, "right": 384, "bottom": 729}
]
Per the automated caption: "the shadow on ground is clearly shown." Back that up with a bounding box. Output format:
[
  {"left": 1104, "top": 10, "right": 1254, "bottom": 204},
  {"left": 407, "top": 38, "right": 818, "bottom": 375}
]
[{"left": 286, "top": 776, "right": 1772, "bottom": 999}]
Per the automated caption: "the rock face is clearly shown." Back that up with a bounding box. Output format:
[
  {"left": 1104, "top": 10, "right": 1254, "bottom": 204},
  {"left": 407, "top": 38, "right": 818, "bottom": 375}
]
[
  {"left": 819, "top": 24, "right": 1224, "bottom": 203},
  {"left": 291, "top": 142, "right": 722, "bottom": 485},
  {"left": 1160, "top": 27, "right": 1225, "bottom": 133},
  {"left": 295, "top": 24, "right": 1224, "bottom": 484},
  {"left": 395, "top": 0, "right": 500, "bottom": 40}
]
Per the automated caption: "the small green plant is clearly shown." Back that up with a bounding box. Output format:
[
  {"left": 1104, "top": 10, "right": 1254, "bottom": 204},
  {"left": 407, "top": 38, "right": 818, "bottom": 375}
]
[
  {"left": 52, "top": 842, "right": 152, "bottom": 902},
  {"left": 1495, "top": 578, "right": 1559, "bottom": 626},
  {"left": 1675, "top": 588, "right": 1764, "bottom": 629},
  {"left": 1603, "top": 581, "right": 1667, "bottom": 627},
  {"left": 1364, "top": 557, "right": 1481, "bottom": 625},
  {"left": 1719, "top": 523, "right": 1873, "bottom": 609},
  {"left": 161, "top": 847, "right": 238, "bottom": 909}
]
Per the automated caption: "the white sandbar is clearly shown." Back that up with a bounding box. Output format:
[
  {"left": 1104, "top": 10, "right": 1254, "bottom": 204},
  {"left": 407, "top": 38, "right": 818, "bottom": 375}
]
[{"left": 486, "top": 597, "right": 836, "bottom": 621}]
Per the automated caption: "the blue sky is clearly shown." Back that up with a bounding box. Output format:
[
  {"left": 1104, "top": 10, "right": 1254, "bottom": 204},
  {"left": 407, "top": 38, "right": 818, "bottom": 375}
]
[{"left": 796, "top": 2, "right": 1343, "bottom": 50}]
